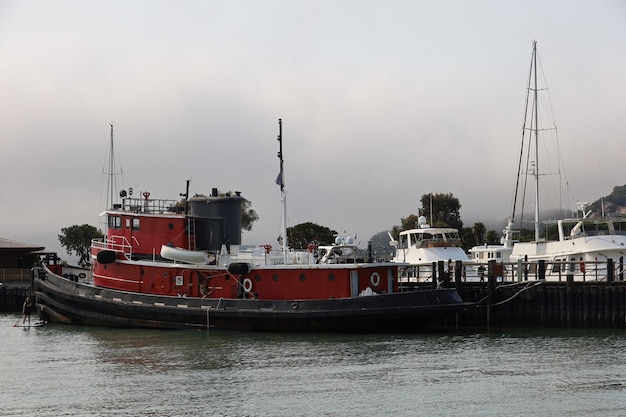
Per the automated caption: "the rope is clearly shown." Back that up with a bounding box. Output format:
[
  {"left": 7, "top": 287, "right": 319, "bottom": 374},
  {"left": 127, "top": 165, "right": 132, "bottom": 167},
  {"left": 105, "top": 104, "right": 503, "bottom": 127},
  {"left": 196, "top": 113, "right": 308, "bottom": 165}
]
[{"left": 475, "top": 280, "right": 545, "bottom": 307}]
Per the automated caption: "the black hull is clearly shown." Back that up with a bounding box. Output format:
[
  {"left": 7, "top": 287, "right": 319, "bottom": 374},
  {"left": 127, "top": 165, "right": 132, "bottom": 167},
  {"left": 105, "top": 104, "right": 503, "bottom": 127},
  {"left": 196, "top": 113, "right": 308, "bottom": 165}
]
[{"left": 34, "top": 267, "right": 472, "bottom": 332}]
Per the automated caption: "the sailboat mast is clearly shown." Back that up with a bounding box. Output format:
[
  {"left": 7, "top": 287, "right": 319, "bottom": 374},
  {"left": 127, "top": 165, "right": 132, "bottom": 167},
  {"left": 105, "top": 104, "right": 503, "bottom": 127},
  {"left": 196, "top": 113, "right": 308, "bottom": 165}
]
[
  {"left": 276, "top": 119, "right": 289, "bottom": 262},
  {"left": 532, "top": 41, "right": 540, "bottom": 241}
]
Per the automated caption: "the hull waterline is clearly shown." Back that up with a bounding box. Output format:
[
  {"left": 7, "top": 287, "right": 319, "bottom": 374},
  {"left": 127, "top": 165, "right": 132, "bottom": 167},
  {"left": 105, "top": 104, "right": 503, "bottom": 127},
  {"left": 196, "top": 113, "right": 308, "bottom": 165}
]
[{"left": 34, "top": 266, "right": 472, "bottom": 332}]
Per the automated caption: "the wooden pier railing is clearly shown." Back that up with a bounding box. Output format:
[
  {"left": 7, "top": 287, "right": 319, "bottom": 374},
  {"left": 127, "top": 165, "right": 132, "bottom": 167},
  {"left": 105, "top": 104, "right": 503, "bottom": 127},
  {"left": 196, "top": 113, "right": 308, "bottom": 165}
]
[{"left": 410, "top": 259, "right": 626, "bottom": 329}]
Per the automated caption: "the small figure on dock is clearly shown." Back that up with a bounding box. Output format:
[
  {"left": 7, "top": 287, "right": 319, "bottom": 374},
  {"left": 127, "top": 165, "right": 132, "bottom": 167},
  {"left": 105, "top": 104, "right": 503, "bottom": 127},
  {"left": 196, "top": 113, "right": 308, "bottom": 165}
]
[
  {"left": 478, "top": 265, "right": 485, "bottom": 282},
  {"left": 22, "top": 296, "right": 32, "bottom": 325},
  {"left": 579, "top": 257, "right": 586, "bottom": 281}
]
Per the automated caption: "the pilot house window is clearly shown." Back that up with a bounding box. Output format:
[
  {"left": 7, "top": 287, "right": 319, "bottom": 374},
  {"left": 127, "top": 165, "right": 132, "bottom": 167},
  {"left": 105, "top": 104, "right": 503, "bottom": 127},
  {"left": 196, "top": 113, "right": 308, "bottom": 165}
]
[{"left": 108, "top": 216, "right": 122, "bottom": 229}]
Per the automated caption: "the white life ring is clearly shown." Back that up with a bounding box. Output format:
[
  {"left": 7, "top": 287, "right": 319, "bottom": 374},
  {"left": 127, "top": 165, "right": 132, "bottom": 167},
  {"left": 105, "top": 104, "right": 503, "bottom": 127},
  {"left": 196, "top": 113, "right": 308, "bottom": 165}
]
[
  {"left": 242, "top": 277, "right": 253, "bottom": 293},
  {"left": 370, "top": 272, "right": 381, "bottom": 287}
]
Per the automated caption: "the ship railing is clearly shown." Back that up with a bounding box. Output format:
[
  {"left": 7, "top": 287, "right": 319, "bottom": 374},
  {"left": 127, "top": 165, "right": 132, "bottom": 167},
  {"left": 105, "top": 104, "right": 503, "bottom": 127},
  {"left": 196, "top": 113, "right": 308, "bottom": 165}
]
[
  {"left": 398, "top": 259, "right": 626, "bottom": 287},
  {"left": 234, "top": 246, "right": 374, "bottom": 266},
  {"left": 115, "top": 197, "right": 180, "bottom": 215},
  {"left": 257, "top": 248, "right": 317, "bottom": 266},
  {"left": 567, "top": 229, "right": 626, "bottom": 238},
  {"left": 234, "top": 248, "right": 320, "bottom": 266},
  {"left": 92, "top": 236, "right": 134, "bottom": 259},
  {"left": 507, "top": 259, "right": 625, "bottom": 282},
  {"left": 398, "top": 262, "right": 480, "bottom": 285}
]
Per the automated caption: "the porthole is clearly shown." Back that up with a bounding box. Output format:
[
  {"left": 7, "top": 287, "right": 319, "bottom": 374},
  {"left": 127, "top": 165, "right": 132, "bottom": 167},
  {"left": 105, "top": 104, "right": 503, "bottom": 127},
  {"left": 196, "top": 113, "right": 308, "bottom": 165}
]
[
  {"left": 272, "top": 274, "right": 279, "bottom": 282},
  {"left": 328, "top": 273, "right": 335, "bottom": 281},
  {"left": 254, "top": 274, "right": 262, "bottom": 282},
  {"left": 299, "top": 273, "right": 306, "bottom": 282},
  {"left": 169, "top": 223, "right": 174, "bottom": 230}
]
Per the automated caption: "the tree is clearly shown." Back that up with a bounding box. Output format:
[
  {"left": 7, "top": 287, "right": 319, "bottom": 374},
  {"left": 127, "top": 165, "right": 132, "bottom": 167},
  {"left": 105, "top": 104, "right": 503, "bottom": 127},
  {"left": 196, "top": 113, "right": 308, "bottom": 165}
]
[
  {"left": 241, "top": 199, "right": 259, "bottom": 231},
  {"left": 58, "top": 224, "right": 103, "bottom": 267},
  {"left": 420, "top": 193, "right": 463, "bottom": 230},
  {"left": 471, "top": 222, "right": 487, "bottom": 245},
  {"left": 286, "top": 222, "right": 337, "bottom": 249},
  {"left": 460, "top": 227, "right": 475, "bottom": 251},
  {"left": 389, "top": 193, "right": 463, "bottom": 240},
  {"left": 400, "top": 214, "right": 420, "bottom": 231},
  {"left": 389, "top": 214, "right": 419, "bottom": 241},
  {"left": 611, "top": 185, "right": 626, "bottom": 206},
  {"left": 486, "top": 230, "right": 499, "bottom": 244}
]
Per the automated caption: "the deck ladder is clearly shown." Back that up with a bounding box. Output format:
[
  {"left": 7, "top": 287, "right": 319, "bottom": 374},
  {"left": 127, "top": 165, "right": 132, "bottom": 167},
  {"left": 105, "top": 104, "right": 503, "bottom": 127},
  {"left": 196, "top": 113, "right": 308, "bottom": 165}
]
[{"left": 187, "top": 218, "right": 196, "bottom": 251}]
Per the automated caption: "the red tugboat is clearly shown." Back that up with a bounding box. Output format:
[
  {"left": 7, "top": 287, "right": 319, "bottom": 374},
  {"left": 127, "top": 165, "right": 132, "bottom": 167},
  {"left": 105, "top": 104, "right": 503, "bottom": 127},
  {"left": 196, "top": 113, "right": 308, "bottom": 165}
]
[{"left": 34, "top": 120, "right": 471, "bottom": 331}]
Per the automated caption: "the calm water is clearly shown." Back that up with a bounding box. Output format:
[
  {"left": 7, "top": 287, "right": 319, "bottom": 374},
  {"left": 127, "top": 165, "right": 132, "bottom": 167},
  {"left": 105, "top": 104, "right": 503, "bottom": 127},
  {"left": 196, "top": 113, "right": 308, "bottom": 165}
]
[{"left": 1, "top": 314, "right": 625, "bottom": 416}]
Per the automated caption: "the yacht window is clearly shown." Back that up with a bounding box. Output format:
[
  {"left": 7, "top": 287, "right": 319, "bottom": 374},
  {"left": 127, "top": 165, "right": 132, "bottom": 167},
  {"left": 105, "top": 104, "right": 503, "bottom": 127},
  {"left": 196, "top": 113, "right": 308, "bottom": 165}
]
[{"left": 132, "top": 218, "right": 140, "bottom": 230}]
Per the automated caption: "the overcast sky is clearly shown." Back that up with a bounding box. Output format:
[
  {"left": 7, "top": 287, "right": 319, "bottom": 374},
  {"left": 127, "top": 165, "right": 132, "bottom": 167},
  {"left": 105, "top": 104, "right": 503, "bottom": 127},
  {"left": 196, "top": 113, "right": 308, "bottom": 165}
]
[{"left": 1, "top": 0, "right": 625, "bottom": 259}]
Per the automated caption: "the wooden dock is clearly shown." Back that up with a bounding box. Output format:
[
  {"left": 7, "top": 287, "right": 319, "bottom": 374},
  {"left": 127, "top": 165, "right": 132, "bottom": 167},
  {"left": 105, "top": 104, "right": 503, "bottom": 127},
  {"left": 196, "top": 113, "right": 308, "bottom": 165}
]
[
  {"left": 418, "top": 259, "right": 626, "bottom": 329},
  {"left": 454, "top": 281, "right": 626, "bottom": 329}
]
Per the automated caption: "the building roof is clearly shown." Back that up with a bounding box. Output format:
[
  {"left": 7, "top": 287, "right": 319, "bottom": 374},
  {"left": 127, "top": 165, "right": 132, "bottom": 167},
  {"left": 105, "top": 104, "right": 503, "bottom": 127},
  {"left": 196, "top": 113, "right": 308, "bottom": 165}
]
[{"left": 0, "top": 237, "right": 45, "bottom": 251}]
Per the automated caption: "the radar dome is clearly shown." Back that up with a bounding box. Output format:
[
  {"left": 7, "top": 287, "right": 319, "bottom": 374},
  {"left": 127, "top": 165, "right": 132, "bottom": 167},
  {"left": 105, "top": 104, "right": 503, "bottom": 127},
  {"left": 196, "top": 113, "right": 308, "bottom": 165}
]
[{"left": 418, "top": 216, "right": 430, "bottom": 228}]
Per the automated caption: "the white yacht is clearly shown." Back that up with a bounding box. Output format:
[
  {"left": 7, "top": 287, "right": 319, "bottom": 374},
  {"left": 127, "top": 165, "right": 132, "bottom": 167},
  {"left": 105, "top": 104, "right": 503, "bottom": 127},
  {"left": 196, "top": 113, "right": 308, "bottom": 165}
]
[
  {"left": 509, "top": 210, "right": 626, "bottom": 280},
  {"left": 468, "top": 221, "right": 515, "bottom": 265},
  {"left": 389, "top": 216, "right": 474, "bottom": 282}
]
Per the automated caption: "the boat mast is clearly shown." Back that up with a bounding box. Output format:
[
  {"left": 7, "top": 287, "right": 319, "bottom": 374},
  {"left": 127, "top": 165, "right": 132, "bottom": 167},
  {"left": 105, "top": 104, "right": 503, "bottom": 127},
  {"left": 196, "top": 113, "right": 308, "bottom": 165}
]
[
  {"left": 102, "top": 123, "right": 124, "bottom": 213},
  {"left": 104, "top": 123, "right": 119, "bottom": 210},
  {"left": 109, "top": 124, "right": 115, "bottom": 209},
  {"left": 276, "top": 119, "right": 289, "bottom": 262},
  {"left": 531, "top": 41, "right": 540, "bottom": 241}
]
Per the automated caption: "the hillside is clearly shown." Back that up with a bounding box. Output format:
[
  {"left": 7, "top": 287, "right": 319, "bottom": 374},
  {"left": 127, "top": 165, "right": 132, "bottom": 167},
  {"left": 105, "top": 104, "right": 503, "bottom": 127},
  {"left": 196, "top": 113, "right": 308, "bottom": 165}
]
[{"left": 588, "top": 185, "right": 626, "bottom": 217}]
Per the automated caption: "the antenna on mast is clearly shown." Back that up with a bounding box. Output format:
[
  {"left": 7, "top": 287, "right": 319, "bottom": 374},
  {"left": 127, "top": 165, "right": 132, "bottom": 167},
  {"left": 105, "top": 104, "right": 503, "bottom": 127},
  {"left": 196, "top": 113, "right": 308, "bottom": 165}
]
[
  {"left": 276, "top": 119, "right": 289, "bottom": 262},
  {"left": 276, "top": 119, "right": 284, "bottom": 192}
]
